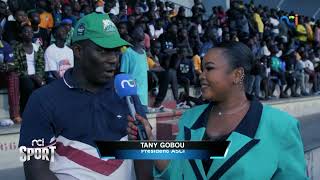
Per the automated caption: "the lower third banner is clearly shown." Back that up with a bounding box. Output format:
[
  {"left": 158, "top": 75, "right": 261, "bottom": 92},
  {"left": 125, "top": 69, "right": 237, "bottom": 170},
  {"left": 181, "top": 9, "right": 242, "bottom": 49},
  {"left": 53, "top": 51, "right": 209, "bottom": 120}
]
[{"left": 95, "top": 141, "right": 230, "bottom": 160}]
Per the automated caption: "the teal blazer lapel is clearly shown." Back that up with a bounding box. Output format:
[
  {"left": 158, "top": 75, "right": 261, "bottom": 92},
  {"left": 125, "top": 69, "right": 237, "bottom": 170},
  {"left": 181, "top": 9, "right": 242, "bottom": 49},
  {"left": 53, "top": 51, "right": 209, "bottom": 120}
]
[
  {"left": 208, "top": 98, "right": 263, "bottom": 179},
  {"left": 183, "top": 97, "right": 263, "bottom": 180},
  {"left": 208, "top": 133, "right": 260, "bottom": 180}
]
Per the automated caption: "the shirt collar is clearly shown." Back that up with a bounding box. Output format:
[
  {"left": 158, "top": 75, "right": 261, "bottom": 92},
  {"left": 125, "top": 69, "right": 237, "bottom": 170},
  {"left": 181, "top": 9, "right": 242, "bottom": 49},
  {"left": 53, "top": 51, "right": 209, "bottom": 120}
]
[
  {"left": 190, "top": 95, "right": 263, "bottom": 138},
  {"left": 62, "top": 68, "right": 114, "bottom": 90}
]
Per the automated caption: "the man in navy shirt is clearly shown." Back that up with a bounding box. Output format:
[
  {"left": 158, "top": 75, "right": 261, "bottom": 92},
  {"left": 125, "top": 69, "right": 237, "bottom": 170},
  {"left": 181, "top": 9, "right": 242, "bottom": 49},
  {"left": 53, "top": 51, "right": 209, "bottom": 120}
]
[{"left": 19, "top": 13, "right": 147, "bottom": 180}]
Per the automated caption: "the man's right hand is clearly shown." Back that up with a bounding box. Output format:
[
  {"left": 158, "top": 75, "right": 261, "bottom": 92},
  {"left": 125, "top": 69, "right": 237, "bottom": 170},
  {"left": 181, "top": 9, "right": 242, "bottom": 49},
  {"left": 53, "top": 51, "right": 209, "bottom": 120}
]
[{"left": 127, "top": 114, "right": 154, "bottom": 140}]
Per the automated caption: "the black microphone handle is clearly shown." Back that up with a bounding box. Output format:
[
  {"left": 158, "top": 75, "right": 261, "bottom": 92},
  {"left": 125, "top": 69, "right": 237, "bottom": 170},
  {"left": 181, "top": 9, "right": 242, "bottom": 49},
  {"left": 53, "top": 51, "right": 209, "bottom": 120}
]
[{"left": 126, "top": 96, "right": 149, "bottom": 140}]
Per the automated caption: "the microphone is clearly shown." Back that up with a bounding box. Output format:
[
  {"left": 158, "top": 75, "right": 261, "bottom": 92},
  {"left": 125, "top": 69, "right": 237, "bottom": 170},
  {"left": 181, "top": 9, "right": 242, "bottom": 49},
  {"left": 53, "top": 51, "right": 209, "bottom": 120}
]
[{"left": 114, "top": 74, "right": 148, "bottom": 140}]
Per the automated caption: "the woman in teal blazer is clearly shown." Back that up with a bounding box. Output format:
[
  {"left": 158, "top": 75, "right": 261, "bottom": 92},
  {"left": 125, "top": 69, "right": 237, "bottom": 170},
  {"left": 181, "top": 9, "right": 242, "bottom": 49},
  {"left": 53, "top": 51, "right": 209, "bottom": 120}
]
[{"left": 128, "top": 42, "right": 308, "bottom": 180}]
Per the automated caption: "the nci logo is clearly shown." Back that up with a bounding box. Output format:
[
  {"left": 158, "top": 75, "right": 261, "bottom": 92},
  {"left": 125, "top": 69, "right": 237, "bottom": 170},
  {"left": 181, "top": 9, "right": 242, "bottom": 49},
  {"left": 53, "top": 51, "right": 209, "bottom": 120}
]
[{"left": 19, "top": 138, "right": 56, "bottom": 162}]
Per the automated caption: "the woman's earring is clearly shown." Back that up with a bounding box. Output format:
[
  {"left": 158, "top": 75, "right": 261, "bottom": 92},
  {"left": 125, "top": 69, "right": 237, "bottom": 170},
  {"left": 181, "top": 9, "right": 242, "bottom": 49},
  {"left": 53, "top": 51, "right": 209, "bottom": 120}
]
[
  {"left": 239, "top": 74, "right": 245, "bottom": 85},
  {"left": 234, "top": 74, "right": 244, "bottom": 85}
]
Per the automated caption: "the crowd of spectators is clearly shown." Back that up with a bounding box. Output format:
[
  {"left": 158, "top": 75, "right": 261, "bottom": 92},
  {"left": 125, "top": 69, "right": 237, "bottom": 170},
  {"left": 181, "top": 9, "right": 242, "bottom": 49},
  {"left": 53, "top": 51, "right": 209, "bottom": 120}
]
[{"left": 0, "top": 0, "right": 320, "bottom": 124}]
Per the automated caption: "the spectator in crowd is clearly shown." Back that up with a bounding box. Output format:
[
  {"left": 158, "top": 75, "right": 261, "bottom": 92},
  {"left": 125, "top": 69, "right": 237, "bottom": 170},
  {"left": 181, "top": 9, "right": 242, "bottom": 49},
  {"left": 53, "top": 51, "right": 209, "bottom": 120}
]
[
  {"left": 13, "top": 24, "right": 45, "bottom": 112},
  {"left": 200, "top": 28, "right": 219, "bottom": 57},
  {"left": 270, "top": 45, "right": 288, "bottom": 98},
  {"left": 62, "top": 4, "right": 77, "bottom": 26},
  {"left": 315, "top": 21, "right": 320, "bottom": 47},
  {"left": 51, "top": 0, "right": 62, "bottom": 26},
  {"left": 279, "top": 14, "right": 290, "bottom": 43},
  {"left": 153, "top": 18, "right": 164, "bottom": 40},
  {"left": 269, "top": 9, "right": 280, "bottom": 38},
  {"left": 158, "top": 23, "right": 178, "bottom": 54},
  {"left": 28, "top": 11, "right": 49, "bottom": 48},
  {"left": 216, "top": 6, "right": 227, "bottom": 26},
  {"left": 45, "top": 24, "right": 73, "bottom": 83},
  {"left": 3, "top": 9, "right": 28, "bottom": 45},
  {"left": 104, "top": 0, "right": 117, "bottom": 14},
  {"left": 7, "top": 0, "right": 20, "bottom": 20},
  {"left": 0, "top": 27, "right": 21, "bottom": 124},
  {"left": 50, "top": 18, "right": 74, "bottom": 46},
  {"left": 296, "top": 16, "right": 308, "bottom": 44},
  {"left": 151, "top": 40, "right": 171, "bottom": 109},
  {"left": 176, "top": 46, "right": 196, "bottom": 107},
  {"left": 177, "top": 28, "right": 192, "bottom": 56},
  {"left": 192, "top": 0, "right": 206, "bottom": 16},
  {"left": 253, "top": 8, "right": 264, "bottom": 38},
  {"left": 80, "top": 3, "right": 93, "bottom": 16},
  {"left": 117, "top": 21, "right": 132, "bottom": 43},
  {"left": 294, "top": 51, "right": 308, "bottom": 96},
  {"left": 36, "top": 0, "right": 54, "bottom": 30},
  {"left": 120, "top": 25, "right": 149, "bottom": 111},
  {"left": 72, "top": 0, "right": 82, "bottom": 20},
  {"left": 302, "top": 50, "right": 317, "bottom": 94},
  {"left": 309, "top": 50, "right": 320, "bottom": 94},
  {"left": 127, "top": 15, "right": 136, "bottom": 32},
  {"left": 305, "top": 17, "right": 314, "bottom": 42},
  {"left": 0, "top": 1, "right": 8, "bottom": 30},
  {"left": 0, "top": 0, "right": 319, "bottom": 122},
  {"left": 283, "top": 50, "right": 299, "bottom": 97},
  {"left": 192, "top": 46, "right": 202, "bottom": 82}
]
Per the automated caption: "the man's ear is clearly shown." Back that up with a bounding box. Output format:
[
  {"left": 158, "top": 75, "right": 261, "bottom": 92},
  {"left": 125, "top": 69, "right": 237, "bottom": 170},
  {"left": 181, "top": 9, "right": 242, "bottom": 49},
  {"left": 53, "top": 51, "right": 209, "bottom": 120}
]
[{"left": 72, "top": 43, "right": 82, "bottom": 60}]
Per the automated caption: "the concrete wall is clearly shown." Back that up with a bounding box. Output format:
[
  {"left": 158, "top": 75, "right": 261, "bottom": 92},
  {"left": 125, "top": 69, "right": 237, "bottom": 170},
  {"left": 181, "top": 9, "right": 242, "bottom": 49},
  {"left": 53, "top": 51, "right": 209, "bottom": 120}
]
[
  {"left": 0, "top": 94, "right": 9, "bottom": 119},
  {"left": 305, "top": 148, "right": 320, "bottom": 179}
]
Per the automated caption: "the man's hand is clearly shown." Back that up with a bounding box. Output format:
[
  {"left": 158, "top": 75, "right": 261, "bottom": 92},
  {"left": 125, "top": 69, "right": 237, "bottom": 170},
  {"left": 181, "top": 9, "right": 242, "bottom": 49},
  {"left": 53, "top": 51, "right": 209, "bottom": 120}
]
[
  {"left": 0, "top": 63, "right": 5, "bottom": 72},
  {"left": 0, "top": 63, "right": 16, "bottom": 72},
  {"left": 30, "top": 75, "right": 46, "bottom": 87}
]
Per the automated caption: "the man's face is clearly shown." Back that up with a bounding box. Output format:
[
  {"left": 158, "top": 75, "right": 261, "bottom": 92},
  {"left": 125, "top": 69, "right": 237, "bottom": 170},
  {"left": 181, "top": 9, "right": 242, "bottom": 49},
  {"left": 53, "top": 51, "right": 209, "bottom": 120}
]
[
  {"left": 0, "top": 2, "right": 7, "bottom": 16},
  {"left": 55, "top": 26, "right": 67, "bottom": 41},
  {"left": 73, "top": 2, "right": 81, "bottom": 12},
  {"left": 63, "top": 5, "right": 73, "bottom": 17},
  {"left": 38, "top": 0, "right": 47, "bottom": 10},
  {"left": 21, "top": 26, "right": 33, "bottom": 42},
  {"left": 170, "top": 25, "right": 178, "bottom": 35},
  {"left": 118, "top": 24, "right": 127, "bottom": 35},
  {"left": 181, "top": 29, "right": 188, "bottom": 38},
  {"left": 30, "top": 13, "right": 41, "bottom": 26},
  {"left": 152, "top": 42, "right": 161, "bottom": 55},
  {"left": 15, "top": 10, "right": 27, "bottom": 23},
  {"left": 63, "top": 24, "right": 72, "bottom": 32},
  {"left": 132, "top": 26, "right": 145, "bottom": 42},
  {"left": 179, "top": 48, "right": 188, "bottom": 57},
  {"left": 79, "top": 41, "right": 120, "bottom": 84},
  {"left": 128, "top": 16, "right": 136, "bottom": 26}
]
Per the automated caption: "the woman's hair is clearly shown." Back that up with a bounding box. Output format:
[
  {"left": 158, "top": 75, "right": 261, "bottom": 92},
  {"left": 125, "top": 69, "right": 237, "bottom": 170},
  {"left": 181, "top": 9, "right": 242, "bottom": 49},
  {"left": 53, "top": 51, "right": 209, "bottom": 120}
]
[{"left": 215, "top": 41, "right": 253, "bottom": 77}]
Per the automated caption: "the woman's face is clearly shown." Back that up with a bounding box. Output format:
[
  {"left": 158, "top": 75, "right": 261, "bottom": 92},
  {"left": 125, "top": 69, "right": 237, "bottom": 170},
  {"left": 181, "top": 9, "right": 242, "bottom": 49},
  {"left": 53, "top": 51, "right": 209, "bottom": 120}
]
[{"left": 200, "top": 48, "right": 236, "bottom": 102}]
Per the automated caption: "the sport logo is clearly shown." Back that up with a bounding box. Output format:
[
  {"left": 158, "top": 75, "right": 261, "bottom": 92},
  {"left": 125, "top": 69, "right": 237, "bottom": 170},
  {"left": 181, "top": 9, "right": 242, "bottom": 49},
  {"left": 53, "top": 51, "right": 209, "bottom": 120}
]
[
  {"left": 102, "top": 19, "right": 117, "bottom": 32},
  {"left": 121, "top": 79, "right": 136, "bottom": 88},
  {"left": 77, "top": 23, "right": 86, "bottom": 36},
  {"left": 19, "top": 139, "right": 56, "bottom": 162}
]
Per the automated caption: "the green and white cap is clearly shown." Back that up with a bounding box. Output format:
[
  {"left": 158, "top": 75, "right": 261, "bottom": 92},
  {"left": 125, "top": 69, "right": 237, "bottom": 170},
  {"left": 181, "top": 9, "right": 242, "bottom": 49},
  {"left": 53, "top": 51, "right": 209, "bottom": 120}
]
[{"left": 72, "top": 13, "right": 130, "bottom": 48}]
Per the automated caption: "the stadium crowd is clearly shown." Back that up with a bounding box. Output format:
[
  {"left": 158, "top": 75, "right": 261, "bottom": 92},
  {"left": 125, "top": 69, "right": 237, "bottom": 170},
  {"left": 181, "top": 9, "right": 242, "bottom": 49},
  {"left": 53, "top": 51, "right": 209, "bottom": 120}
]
[{"left": 0, "top": 0, "right": 320, "bottom": 125}]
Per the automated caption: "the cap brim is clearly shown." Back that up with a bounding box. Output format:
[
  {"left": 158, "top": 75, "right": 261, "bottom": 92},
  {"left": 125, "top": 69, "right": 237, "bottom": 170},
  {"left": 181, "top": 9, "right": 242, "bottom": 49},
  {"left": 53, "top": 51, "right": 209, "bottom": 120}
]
[{"left": 91, "top": 36, "right": 131, "bottom": 49}]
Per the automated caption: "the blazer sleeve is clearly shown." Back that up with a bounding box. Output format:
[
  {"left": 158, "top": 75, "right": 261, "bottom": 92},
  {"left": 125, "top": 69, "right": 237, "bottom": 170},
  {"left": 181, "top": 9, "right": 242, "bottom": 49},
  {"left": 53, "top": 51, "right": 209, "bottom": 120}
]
[
  {"left": 153, "top": 110, "right": 189, "bottom": 179},
  {"left": 272, "top": 117, "right": 309, "bottom": 180}
]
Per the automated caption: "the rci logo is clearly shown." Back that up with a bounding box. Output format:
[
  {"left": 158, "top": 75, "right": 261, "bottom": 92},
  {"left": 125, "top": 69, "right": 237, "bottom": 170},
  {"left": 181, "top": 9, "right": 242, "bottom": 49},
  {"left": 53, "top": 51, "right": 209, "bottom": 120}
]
[{"left": 19, "top": 139, "right": 56, "bottom": 162}]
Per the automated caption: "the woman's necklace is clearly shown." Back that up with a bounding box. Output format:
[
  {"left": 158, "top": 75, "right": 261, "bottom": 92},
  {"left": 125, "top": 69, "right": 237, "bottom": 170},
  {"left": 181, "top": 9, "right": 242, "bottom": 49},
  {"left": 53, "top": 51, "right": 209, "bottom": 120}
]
[{"left": 212, "top": 100, "right": 249, "bottom": 117}]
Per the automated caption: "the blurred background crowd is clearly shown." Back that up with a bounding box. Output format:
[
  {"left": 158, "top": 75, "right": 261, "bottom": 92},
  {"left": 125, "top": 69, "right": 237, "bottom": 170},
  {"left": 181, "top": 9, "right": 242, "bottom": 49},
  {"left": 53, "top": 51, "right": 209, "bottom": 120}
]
[{"left": 0, "top": 0, "right": 320, "bottom": 124}]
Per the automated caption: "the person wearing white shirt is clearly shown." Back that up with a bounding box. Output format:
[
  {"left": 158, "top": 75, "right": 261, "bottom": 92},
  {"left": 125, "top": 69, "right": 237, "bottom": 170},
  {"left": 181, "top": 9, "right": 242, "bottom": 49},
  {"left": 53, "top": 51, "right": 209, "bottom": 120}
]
[
  {"left": 45, "top": 24, "right": 73, "bottom": 83},
  {"left": 303, "top": 58, "right": 319, "bottom": 93}
]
